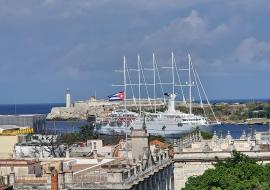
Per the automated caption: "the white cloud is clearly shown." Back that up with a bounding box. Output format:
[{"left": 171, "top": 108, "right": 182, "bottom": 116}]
[
  {"left": 235, "top": 37, "right": 270, "bottom": 67},
  {"left": 0, "top": 0, "right": 204, "bottom": 22},
  {"left": 142, "top": 10, "right": 228, "bottom": 49}
]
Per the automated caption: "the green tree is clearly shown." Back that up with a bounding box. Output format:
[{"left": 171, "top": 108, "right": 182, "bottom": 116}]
[
  {"left": 183, "top": 151, "right": 270, "bottom": 190},
  {"left": 58, "top": 133, "right": 80, "bottom": 145},
  {"left": 193, "top": 127, "right": 213, "bottom": 140},
  {"left": 79, "top": 123, "right": 98, "bottom": 141}
]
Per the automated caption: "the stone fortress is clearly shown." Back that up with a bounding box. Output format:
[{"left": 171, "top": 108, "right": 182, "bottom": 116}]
[
  {"left": 46, "top": 89, "right": 166, "bottom": 120},
  {"left": 47, "top": 89, "right": 116, "bottom": 120}
]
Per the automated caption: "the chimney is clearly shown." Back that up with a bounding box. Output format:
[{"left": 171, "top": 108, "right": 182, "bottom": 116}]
[{"left": 51, "top": 169, "right": 59, "bottom": 190}]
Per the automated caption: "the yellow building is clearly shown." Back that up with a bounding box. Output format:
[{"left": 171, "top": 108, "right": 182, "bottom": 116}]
[
  {"left": 0, "top": 135, "right": 19, "bottom": 159},
  {"left": 0, "top": 125, "right": 34, "bottom": 159}
]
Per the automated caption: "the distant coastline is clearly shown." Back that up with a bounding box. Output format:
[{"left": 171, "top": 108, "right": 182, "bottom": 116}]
[{"left": 199, "top": 98, "right": 270, "bottom": 104}]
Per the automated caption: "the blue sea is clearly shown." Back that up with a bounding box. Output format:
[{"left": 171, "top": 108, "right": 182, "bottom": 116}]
[
  {"left": 0, "top": 103, "right": 64, "bottom": 115},
  {"left": 0, "top": 102, "right": 269, "bottom": 139}
]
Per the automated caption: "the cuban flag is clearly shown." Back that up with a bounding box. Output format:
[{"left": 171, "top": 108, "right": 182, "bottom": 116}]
[{"left": 108, "top": 91, "right": 125, "bottom": 101}]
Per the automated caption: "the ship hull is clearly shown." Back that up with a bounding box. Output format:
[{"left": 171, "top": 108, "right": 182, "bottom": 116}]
[{"left": 97, "top": 120, "right": 215, "bottom": 136}]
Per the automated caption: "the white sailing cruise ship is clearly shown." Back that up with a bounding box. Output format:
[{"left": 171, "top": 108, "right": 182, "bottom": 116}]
[{"left": 98, "top": 53, "right": 219, "bottom": 136}]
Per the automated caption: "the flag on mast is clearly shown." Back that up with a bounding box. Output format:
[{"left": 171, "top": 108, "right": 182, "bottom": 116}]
[{"left": 108, "top": 91, "right": 125, "bottom": 101}]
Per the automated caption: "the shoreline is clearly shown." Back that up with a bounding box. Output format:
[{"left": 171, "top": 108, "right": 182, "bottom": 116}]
[{"left": 221, "top": 119, "right": 270, "bottom": 125}]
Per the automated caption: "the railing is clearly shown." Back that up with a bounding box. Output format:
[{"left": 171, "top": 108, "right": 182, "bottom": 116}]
[{"left": 123, "top": 155, "right": 171, "bottom": 184}]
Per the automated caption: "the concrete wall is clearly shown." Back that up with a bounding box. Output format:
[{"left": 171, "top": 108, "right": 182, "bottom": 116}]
[
  {"left": 0, "top": 163, "right": 41, "bottom": 177},
  {"left": 70, "top": 146, "right": 92, "bottom": 157},
  {"left": 100, "top": 146, "right": 113, "bottom": 157},
  {"left": 174, "top": 161, "right": 214, "bottom": 189},
  {"left": 87, "top": 140, "right": 103, "bottom": 151},
  {"left": 0, "top": 166, "right": 27, "bottom": 176},
  {"left": 0, "top": 135, "right": 18, "bottom": 158},
  {"left": 85, "top": 140, "right": 114, "bottom": 157}
]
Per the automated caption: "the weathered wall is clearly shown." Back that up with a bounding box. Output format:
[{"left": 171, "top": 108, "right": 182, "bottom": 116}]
[
  {"left": 0, "top": 166, "right": 28, "bottom": 176},
  {"left": 0, "top": 163, "right": 41, "bottom": 177},
  {"left": 174, "top": 161, "right": 214, "bottom": 189},
  {"left": 0, "top": 135, "right": 18, "bottom": 158}
]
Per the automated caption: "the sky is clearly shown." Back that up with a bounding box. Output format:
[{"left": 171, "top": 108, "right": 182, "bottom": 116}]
[{"left": 0, "top": 0, "right": 270, "bottom": 104}]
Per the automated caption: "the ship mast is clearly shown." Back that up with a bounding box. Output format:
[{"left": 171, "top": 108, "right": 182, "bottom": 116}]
[
  {"left": 188, "top": 54, "right": 192, "bottom": 115},
  {"left": 172, "top": 52, "right": 175, "bottom": 95},
  {"left": 123, "top": 56, "right": 129, "bottom": 161},
  {"left": 153, "top": 53, "right": 156, "bottom": 113},
  {"left": 137, "top": 55, "right": 141, "bottom": 115}
]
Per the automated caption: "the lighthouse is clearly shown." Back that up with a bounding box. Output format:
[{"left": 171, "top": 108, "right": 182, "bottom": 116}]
[{"left": 66, "top": 88, "right": 71, "bottom": 108}]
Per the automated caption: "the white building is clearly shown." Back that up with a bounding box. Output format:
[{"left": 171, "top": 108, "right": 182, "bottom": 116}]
[{"left": 86, "top": 139, "right": 114, "bottom": 157}]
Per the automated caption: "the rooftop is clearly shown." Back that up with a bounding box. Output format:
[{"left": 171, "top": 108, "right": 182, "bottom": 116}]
[{"left": 150, "top": 140, "right": 170, "bottom": 149}]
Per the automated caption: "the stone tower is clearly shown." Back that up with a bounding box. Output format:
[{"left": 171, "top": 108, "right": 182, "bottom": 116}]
[{"left": 131, "top": 129, "right": 149, "bottom": 162}]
